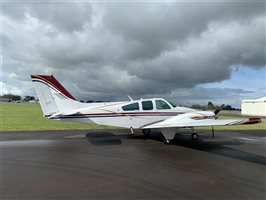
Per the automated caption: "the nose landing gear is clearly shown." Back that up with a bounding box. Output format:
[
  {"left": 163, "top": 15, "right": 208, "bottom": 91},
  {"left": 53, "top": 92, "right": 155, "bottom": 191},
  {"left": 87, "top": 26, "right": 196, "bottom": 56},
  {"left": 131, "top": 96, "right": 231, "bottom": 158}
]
[
  {"left": 191, "top": 132, "right": 199, "bottom": 141},
  {"left": 191, "top": 128, "right": 199, "bottom": 141}
]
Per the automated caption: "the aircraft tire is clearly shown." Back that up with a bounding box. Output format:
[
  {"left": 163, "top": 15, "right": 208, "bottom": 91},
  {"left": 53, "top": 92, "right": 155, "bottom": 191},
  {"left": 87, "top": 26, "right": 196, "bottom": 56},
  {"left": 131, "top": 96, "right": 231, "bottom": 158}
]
[
  {"left": 191, "top": 133, "right": 199, "bottom": 141},
  {"left": 142, "top": 129, "right": 151, "bottom": 137}
]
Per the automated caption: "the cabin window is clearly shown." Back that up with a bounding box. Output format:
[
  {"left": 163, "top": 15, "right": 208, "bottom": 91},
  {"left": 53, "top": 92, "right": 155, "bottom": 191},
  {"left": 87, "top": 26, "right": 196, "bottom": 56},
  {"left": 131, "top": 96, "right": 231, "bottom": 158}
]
[
  {"left": 142, "top": 101, "right": 153, "bottom": 110},
  {"left": 122, "top": 102, "right": 139, "bottom": 111},
  {"left": 156, "top": 100, "right": 171, "bottom": 110}
]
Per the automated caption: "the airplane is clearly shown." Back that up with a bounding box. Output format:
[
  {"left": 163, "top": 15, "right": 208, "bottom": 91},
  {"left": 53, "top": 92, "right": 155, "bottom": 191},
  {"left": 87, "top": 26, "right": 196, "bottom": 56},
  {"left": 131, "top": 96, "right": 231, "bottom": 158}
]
[{"left": 31, "top": 74, "right": 261, "bottom": 144}]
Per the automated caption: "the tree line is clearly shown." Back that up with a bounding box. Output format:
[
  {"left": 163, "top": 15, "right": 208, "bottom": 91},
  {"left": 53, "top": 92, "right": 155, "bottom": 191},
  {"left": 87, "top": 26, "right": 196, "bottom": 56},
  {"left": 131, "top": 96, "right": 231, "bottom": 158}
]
[
  {"left": 1, "top": 94, "right": 238, "bottom": 110},
  {"left": 190, "top": 101, "right": 239, "bottom": 111},
  {"left": 0, "top": 94, "right": 35, "bottom": 102}
]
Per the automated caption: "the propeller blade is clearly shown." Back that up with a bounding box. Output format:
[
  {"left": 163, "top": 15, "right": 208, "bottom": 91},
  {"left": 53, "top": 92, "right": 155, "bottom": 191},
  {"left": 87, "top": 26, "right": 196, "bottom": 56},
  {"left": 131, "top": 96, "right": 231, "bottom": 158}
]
[
  {"left": 214, "top": 109, "right": 220, "bottom": 115},
  {"left": 214, "top": 104, "right": 225, "bottom": 115}
]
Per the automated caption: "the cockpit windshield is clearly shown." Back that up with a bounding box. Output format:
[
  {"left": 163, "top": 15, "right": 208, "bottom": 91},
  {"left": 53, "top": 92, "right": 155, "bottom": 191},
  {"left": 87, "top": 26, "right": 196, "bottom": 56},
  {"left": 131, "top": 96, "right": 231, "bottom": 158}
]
[
  {"left": 168, "top": 101, "right": 176, "bottom": 107},
  {"left": 155, "top": 100, "right": 171, "bottom": 109}
]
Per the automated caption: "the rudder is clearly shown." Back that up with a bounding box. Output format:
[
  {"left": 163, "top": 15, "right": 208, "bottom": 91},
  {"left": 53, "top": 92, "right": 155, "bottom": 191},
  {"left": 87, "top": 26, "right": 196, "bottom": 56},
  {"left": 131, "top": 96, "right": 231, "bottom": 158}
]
[{"left": 31, "top": 75, "right": 81, "bottom": 116}]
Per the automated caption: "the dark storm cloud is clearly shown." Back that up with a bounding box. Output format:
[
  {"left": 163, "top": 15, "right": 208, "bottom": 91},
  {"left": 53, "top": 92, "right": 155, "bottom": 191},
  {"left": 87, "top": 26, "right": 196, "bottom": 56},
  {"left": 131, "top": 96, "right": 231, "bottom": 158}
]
[
  {"left": 166, "top": 87, "right": 254, "bottom": 108},
  {"left": 104, "top": 2, "right": 262, "bottom": 41},
  {"left": 3, "top": 2, "right": 92, "bottom": 32},
  {"left": 2, "top": 1, "right": 265, "bottom": 105},
  {"left": 104, "top": 2, "right": 264, "bottom": 59}
]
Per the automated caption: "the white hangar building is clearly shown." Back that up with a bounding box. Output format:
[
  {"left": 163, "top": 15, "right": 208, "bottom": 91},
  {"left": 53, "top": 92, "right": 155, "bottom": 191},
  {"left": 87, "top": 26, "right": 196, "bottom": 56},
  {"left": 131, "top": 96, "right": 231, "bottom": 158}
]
[{"left": 241, "top": 97, "right": 266, "bottom": 117}]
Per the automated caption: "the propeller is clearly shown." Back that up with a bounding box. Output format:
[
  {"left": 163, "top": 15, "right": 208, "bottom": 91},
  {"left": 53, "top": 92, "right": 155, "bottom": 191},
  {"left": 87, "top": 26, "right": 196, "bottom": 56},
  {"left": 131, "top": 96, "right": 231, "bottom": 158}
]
[
  {"left": 214, "top": 104, "right": 225, "bottom": 115},
  {"left": 212, "top": 104, "right": 225, "bottom": 139},
  {"left": 214, "top": 109, "right": 220, "bottom": 115}
]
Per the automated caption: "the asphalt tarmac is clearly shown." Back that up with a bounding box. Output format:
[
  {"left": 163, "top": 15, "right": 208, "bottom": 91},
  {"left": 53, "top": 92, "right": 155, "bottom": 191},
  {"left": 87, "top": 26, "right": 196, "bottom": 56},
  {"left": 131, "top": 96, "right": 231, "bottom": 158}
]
[{"left": 1, "top": 129, "right": 266, "bottom": 200}]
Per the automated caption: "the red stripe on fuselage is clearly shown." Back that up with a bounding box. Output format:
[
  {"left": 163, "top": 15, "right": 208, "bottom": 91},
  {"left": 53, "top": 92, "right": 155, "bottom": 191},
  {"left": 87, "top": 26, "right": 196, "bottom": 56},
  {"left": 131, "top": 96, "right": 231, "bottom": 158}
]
[
  {"left": 70, "top": 111, "right": 183, "bottom": 116},
  {"left": 31, "top": 75, "right": 76, "bottom": 100},
  {"left": 45, "top": 112, "right": 183, "bottom": 118}
]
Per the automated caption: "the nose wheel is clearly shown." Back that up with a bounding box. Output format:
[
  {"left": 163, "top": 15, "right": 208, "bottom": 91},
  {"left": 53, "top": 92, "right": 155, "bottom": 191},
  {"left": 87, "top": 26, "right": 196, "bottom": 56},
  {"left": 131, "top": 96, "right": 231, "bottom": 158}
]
[{"left": 191, "top": 132, "right": 199, "bottom": 141}]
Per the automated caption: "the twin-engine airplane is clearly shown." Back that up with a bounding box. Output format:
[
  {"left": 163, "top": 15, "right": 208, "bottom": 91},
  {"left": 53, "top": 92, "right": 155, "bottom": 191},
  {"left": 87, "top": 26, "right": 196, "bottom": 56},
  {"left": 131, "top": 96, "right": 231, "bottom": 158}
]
[{"left": 31, "top": 75, "right": 261, "bottom": 144}]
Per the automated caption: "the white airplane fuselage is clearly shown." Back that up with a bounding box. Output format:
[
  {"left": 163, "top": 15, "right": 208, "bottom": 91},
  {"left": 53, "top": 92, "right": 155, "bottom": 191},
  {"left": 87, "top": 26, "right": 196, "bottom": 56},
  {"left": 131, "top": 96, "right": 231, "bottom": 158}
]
[
  {"left": 52, "top": 98, "right": 215, "bottom": 129},
  {"left": 31, "top": 74, "right": 260, "bottom": 143}
]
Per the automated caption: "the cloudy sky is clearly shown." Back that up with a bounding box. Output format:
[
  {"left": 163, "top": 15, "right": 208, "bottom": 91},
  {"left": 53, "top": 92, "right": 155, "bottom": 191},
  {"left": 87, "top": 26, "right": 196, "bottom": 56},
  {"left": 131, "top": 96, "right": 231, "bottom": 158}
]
[{"left": 2, "top": 1, "right": 265, "bottom": 107}]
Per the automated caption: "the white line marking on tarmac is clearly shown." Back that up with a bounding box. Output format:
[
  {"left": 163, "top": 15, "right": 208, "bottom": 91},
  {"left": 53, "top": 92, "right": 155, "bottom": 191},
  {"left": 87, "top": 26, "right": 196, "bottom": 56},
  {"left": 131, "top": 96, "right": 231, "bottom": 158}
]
[
  {"left": 238, "top": 137, "right": 266, "bottom": 141},
  {"left": 1, "top": 140, "right": 56, "bottom": 146},
  {"left": 64, "top": 134, "right": 85, "bottom": 139}
]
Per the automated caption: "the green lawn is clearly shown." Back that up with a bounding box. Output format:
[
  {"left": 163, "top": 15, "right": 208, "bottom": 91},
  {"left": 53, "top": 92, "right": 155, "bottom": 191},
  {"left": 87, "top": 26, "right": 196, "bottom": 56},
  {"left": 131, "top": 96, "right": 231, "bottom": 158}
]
[
  {"left": 0, "top": 102, "right": 265, "bottom": 131},
  {"left": 202, "top": 110, "right": 266, "bottom": 130},
  {"left": 1, "top": 103, "right": 105, "bottom": 131},
  {"left": 198, "top": 116, "right": 265, "bottom": 130}
]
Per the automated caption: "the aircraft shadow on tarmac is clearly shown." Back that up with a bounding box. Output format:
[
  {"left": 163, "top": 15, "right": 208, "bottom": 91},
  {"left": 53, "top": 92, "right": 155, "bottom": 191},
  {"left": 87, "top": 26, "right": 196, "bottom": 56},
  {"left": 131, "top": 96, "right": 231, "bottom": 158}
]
[
  {"left": 85, "top": 130, "right": 266, "bottom": 166},
  {"left": 173, "top": 137, "right": 266, "bottom": 166},
  {"left": 85, "top": 131, "right": 144, "bottom": 145}
]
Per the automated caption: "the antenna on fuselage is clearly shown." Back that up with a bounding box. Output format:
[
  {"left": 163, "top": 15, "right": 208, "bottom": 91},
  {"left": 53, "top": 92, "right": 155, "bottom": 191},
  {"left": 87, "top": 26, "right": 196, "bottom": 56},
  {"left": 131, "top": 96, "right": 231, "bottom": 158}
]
[{"left": 127, "top": 95, "right": 133, "bottom": 101}]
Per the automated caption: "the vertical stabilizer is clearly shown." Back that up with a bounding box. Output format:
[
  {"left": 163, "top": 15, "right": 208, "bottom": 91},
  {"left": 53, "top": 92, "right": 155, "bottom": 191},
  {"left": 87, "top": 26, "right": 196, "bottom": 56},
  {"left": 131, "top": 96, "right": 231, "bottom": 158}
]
[{"left": 31, "top": 75, "right": 83, "bottom": 116}]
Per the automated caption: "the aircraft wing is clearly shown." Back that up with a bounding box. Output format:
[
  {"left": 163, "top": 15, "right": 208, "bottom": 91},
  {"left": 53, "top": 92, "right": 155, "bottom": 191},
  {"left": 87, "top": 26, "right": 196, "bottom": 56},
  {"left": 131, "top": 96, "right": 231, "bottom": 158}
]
[{"left": 143, "top": 113, "right": 261, "bottom": 129}]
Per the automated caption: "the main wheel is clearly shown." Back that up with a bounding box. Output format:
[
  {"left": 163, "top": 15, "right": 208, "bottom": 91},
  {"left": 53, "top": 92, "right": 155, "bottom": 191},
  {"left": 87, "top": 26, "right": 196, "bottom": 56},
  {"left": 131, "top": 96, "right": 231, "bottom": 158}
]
[
  {"left": 191, "top": 132, "right": 199, "bottom": 141},
  {"left": 142, "top": 129, "right": 151, "bottom": 137}
]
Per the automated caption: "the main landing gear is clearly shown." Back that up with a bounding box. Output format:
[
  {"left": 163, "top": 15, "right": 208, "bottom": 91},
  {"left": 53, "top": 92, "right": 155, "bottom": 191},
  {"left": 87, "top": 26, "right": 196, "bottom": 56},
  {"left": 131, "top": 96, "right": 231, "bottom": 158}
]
[{"left": 142, "top": 129, "right": 151, "bottom": 137}]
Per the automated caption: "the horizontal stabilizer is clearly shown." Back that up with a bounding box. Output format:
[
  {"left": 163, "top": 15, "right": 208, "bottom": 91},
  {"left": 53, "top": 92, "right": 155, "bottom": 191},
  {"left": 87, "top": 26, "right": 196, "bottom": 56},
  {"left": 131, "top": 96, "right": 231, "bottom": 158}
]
[{"left": 48, "top": 110, "right": 82, "bottom": 119}]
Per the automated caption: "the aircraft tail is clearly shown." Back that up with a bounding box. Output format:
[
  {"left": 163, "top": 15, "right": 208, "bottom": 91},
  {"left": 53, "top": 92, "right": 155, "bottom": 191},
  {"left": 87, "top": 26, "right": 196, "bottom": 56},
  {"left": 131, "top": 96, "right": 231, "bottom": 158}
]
[{"left": 31, "top": 75, "right": 84, "bottom": 117}]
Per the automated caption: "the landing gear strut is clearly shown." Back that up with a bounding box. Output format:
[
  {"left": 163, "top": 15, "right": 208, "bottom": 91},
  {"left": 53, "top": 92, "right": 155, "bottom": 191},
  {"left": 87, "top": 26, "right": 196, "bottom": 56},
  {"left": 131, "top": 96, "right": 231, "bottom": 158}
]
[{"left": 142, "top": 129, "right": 151, "bottom": 137}]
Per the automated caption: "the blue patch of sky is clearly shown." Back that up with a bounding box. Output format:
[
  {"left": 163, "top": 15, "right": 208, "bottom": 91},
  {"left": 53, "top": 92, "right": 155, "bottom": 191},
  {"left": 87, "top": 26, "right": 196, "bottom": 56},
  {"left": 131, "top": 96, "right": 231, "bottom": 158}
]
[
  {"left": 1, "top": 74, "right": 15, "bottom": 86},
  {"left": 199, "top": 66, "right": 266, "bottom": 99},
  {"left": 1, "top": 73, "right": 12, "bottom": 83}
]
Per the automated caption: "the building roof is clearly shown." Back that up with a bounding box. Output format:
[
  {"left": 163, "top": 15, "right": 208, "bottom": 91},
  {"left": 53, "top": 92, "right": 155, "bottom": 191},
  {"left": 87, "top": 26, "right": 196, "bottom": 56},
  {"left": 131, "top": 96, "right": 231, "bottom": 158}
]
[{"left": 242, "top": 96, "right": 266, "bottom": 103}]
